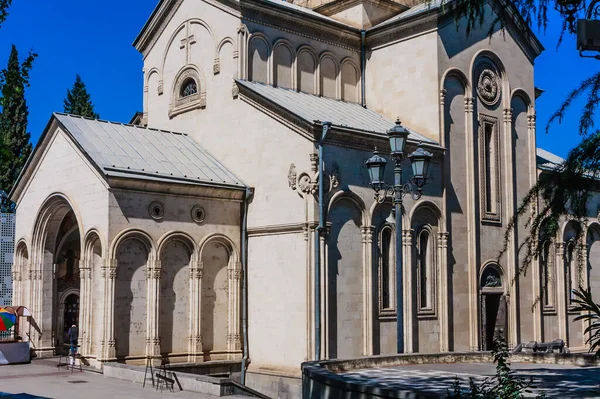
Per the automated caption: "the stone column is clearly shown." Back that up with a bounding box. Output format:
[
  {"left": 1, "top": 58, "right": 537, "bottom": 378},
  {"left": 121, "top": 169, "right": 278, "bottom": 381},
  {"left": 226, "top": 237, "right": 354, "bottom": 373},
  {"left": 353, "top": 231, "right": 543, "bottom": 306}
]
[
  {"left": 437, "top": 232, "right": 450, "bottom": 352},
  {"left": 189, "top": 261, "right": 203, "bottom": 362},
  {"left": 227, "top": 264, "right": 243, "bottom": 359},
  {"left": 146, "top": 259, "right": 161, "bottom": 360},
  {"left": 555, "top": 242, "right": 568, "bottom": 342},
  {"left": 503, "top": 107, "right": 519, "bottom": 348},
  {"left": 79, "top": 257, "right": 89, "bottom": 355},
  {"left": 102, "top": 259, "right": 117, "bottom": 361},
  {"left": 579, "top": 241, "right": 589, "bottom": 348},
  {"left": 464, "top": 96, "right": 480, "bottom": 351},
  {"left": 402, "top": 229, "right": 413, "bottom": 353},
  {"left": 361, "top": 226, "right": 374, "bottom": 356},
  {"left": 322, "top": 222, "right": 331, "bottom": 359}
]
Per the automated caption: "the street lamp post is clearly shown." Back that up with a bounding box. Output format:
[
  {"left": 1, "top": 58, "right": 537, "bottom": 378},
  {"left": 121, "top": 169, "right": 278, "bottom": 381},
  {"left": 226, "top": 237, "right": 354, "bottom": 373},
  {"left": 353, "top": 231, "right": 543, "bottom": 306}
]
[{"left": 365, "top": 119, "right": 433, "bottom": 354}]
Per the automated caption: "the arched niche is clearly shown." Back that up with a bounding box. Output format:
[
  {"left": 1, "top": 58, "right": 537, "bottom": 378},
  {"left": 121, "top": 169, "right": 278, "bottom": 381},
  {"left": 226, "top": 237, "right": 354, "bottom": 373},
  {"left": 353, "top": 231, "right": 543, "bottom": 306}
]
[
  {"left": 327, "top": 195, "right": 365, "bottom": 359},
  {"left": 320, "top": 54, "right": 338, "bottom": 99},
  {"left": 82, "top": 230, "right": 103, "bottom": 355},
  {"left": 158, "top": 234, "right": 195, "bottom": 357},
  {"left": 479, "top": 262, "right": 507, "bottom": 350},
  {"left": 248, "top": 35, "right": 269, "bottom": 84},
  {"left": 340, "top": 59, "right": 359, "bottom": 103},
  {"left": 587, "top": 224, "right": 600, "bottom": 299},
  {"left": 273, "top": 41, "right": 294, "bottom": 89},
  {"left": 297, "top": 48, "right": 316, "bottom": 94},
  {"left": 114, "top": 233, "right": 153, "bottom": 359}
]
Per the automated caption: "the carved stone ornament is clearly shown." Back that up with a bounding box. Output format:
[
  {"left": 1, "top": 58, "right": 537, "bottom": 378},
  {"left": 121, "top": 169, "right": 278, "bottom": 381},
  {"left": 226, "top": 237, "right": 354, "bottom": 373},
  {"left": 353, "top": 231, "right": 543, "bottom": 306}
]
[
  {"left": 213, "top": 58, "right": 220, "bottom": 75},
  {"left": 330, "top": 162, "right": 341, "bottom": 189},
  {"left": 158, "top": 80, "right": 164, "bottom": 95},
  {"left": 297, "top": 173, "right": 314, "bottom": 195},
  {"left": 232, "top": 83, "right": 239, "bottom": 98},
  {"left": 288, "top": 163, "right": 297, "bottom": 190},
  {"left": 477, "top": 68, "right": 500, "bottom": 106}
]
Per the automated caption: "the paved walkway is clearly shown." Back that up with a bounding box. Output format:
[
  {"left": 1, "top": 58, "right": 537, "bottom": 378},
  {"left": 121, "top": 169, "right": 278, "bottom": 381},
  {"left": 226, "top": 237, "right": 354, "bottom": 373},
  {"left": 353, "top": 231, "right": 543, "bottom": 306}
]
[
  {"left": 339, "top": 362, "right": 600, "bottom": 398},
  {"left": 0, "top": 359, "right": 245, "bottom": 399}
]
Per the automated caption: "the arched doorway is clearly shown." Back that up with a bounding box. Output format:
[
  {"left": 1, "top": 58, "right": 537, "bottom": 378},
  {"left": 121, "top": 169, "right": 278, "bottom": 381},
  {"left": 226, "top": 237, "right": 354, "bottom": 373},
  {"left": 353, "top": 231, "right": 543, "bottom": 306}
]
[
  {"left": 53, "top": 210, "right": 81, "bottom": 348},
  {"left": 479, "top": 264, "right": 506, "bottom": 350}
]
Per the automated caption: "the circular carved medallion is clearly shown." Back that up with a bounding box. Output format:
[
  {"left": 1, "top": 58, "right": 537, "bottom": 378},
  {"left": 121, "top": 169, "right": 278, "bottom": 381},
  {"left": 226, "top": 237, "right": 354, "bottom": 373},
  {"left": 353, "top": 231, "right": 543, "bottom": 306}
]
[{"left": 477, "top": 68, "right": 500, "bottom": 106}]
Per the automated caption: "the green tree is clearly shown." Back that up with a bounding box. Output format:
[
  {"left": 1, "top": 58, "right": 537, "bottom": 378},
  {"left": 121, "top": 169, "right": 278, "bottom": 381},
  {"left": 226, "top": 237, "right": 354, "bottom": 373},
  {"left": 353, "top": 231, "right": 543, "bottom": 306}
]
[
  {"left": 63, "top": 74, "right": 100, "bottom": 119},
  {"left": 0, "top": 44, "right": 35, "bottom": 195},
  {"left": 0, "top": 0, "right": 12, "bottom": 30}
]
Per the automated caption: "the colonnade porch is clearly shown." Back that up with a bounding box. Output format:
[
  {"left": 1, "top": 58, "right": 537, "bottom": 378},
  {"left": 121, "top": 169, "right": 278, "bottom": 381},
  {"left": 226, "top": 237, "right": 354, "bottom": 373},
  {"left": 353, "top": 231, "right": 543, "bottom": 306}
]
[{"left": 12, "top": 197, "right": 243, "bottom": 366}]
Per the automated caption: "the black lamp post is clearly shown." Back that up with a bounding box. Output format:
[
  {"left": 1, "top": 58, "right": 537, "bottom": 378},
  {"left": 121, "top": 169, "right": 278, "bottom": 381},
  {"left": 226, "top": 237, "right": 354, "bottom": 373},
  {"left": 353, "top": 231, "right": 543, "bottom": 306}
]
[{"left": 365, "top": 119, "right": 433, "bottom": 354}]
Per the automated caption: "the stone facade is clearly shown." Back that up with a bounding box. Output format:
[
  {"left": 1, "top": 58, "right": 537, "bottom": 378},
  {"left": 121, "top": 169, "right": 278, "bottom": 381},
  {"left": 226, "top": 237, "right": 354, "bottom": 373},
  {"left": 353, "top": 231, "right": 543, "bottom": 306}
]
[{"left": 9, "top": 0, "right": 600, "bottom": 397}]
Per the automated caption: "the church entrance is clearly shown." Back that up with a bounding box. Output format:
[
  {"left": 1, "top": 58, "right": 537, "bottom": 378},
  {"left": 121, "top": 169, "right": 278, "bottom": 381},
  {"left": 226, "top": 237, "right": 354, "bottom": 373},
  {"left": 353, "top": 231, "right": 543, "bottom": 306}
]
[
  {"left": 53, "top": 210, "right": 81, "bottom": 349},
  {"left": 479, "top": 264, "right": 507, "bottom": 351}
]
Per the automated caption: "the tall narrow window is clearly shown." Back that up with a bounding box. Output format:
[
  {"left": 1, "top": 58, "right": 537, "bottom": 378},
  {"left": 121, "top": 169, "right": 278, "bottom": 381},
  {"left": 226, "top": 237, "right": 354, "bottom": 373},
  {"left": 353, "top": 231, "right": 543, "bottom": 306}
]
[
  {"left": 416, "top": 228, "right": 435, "bottom": 316},
  {"left": 419, "top": 230, "right": 430, "bottom": 308},
  {"left": 378, "top": 225, "right": 395, "bottom": 318},
  {"left": 381, "top": 228, "right": 391, "bottom": 309},
  {"left": 479, "top": 114, "right": 501, "bottom": 222},
  {"left": 566, "top": 240, "right": 577, "bottom": 306},
  {"left": 541, "top": 240, "right": 554, "bottom": 309}
]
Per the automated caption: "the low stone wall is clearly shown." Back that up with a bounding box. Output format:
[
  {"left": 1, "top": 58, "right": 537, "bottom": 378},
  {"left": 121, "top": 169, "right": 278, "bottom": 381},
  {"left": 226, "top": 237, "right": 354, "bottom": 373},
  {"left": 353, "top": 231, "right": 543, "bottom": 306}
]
[
  {"left": 301, "top": 351, "right": 600, "bottom": 399},
  {"left": 103, "top": 362, "right": 241, "bottom": 397}
]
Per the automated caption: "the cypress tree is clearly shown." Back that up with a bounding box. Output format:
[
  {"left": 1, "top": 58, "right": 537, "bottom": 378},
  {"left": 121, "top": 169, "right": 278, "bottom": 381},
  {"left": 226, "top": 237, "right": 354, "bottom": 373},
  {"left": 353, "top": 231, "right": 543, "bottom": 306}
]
[
  {"left": 63, "top": 74, "right": 99, "bottom": 119},
  {"left": 0, "top": 44, "right": 35, "bottom": 195}
]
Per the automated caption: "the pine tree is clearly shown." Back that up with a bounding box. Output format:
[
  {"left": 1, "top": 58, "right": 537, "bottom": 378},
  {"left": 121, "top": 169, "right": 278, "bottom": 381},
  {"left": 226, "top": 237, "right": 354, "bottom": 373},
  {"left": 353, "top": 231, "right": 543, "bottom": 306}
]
[
  {"left": 0, "top": 44, "right": 35, "bottom": 195},
  {"left": 63, "top": 74, "right": 99, "bottom": 119}
]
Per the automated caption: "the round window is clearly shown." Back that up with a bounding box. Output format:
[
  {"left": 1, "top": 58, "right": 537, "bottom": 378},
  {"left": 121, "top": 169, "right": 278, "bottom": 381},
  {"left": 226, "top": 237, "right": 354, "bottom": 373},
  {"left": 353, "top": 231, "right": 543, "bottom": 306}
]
[
  {"left": 149, "top": 201, "right": 164, "bottom": 220},
  {"left": 191, "top": 205, "right": 206, "bottom": 223}
]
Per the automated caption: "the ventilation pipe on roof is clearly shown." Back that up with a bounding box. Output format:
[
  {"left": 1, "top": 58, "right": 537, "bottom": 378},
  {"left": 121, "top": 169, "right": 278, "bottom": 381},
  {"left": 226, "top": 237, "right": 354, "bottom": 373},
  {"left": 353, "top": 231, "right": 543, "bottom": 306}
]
[
  {"left": 240, "top": 187, "right": 254, "bottom": 386},
  {"left": 361, "top": 30, "right": 366, "bottom": 108}
]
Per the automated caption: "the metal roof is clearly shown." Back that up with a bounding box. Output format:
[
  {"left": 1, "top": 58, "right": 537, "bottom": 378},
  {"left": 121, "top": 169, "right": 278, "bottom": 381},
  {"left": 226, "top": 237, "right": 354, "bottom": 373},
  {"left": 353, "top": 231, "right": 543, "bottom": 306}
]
[
  {"left": 54, "top": 113, "right": 245, "bottom": 189},
  {"left": 236, "top": 80, "right": 438, "bottom": 144},
  {"left": 536, "top": 148, "right": 564, "bottom": 171},
  {"left": 372, "top": 0, "right": 446, "bottom": 28}
]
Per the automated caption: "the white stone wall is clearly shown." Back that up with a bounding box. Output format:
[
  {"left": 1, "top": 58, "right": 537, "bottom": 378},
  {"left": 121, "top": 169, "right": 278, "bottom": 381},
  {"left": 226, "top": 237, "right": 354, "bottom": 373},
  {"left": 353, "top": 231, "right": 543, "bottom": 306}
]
[{"left": 14, "top": 128, "right": 110, "bottom": 249}]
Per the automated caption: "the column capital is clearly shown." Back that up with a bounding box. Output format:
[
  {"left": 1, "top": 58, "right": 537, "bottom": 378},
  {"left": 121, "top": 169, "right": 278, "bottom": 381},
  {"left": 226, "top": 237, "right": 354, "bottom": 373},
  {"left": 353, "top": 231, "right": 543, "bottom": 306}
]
[
  {"left": 402, "top": 229, "right": 413, "bottom": 246},
  {"left": 439, "top": 88, "right": 447, "bottom": 105},
  {"left": 503, "top": 108, "right": 513, "bottom": 122},
  {"left": 437, "top": 231, "right": 449, "bottom": 248},
  {"left": 228, "top": 269, "right": 243, "bottom": 281},
  {"left": 191, "top": 269, "right": 203, "bottom": 280},
  {"left": 464, "top": 97, "right": 474, "bottom": 112}
]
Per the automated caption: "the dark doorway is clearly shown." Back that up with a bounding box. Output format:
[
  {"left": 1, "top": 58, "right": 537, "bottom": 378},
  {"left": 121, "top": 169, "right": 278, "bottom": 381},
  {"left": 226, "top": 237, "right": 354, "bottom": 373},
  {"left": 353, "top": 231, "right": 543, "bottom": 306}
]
[
  {"left": 481, "top": 293, "right": 507, "bottom": 350},
  {"left": 63, "top": 294, "right": 79, "bottom": 341}
]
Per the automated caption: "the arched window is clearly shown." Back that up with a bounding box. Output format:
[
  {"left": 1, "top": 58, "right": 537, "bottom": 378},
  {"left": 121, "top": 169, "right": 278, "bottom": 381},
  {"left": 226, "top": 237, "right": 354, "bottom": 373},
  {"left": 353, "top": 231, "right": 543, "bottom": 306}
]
[
  {"left": 416, "top": 227, "right": 435, "bottom": 315},
  {"left": 378, "top": 225, "right": 395, "bottom": 317},
  {"left": 565, "top": 239, "right": 578, "bottom": 305},
  {"left": 180, "top": 78, "right": 197, "bottom": 98},
  {"left": 169, "top": 66, "right": 206, "bottom": 118},
  {"left": 541, "top": 239, "right": 555, "bottom": 310}
]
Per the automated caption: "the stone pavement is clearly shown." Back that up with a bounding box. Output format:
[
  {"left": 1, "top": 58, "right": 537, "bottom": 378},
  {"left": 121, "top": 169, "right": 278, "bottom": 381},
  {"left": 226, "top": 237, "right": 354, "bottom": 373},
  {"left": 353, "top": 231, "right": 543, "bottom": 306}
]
[
  {"left": 339, "top": 362, "right": 600, "bottom": 398},
  {"left": 0, "top": 359, "right": 247, "bottom": 399}
]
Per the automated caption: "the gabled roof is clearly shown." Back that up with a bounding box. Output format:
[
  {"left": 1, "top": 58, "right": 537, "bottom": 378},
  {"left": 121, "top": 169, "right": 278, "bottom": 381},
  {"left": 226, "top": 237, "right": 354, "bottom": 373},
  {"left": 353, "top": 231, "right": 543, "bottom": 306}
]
[
  {"left": 54, "top": 113, "right": 245, "bottom": 188},
  {"left": 236, "top": 80, "right": 438, "bottom": 144},
  {"left": 10, "top": 113, "right": 245, "bottom": 201}
]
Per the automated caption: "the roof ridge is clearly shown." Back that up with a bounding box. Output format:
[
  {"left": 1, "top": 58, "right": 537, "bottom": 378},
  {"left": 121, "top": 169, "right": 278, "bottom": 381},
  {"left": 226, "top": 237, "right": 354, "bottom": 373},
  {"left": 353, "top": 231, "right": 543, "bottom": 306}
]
[{"left": 53, "top": 112, "right": 189, "bottom": 137}]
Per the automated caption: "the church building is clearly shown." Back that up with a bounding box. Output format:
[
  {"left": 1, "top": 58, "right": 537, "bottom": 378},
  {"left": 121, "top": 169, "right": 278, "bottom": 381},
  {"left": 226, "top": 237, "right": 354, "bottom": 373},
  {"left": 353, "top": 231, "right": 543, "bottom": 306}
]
[{"left": 8, "top": 0, "right": 600, "bottom": 396}]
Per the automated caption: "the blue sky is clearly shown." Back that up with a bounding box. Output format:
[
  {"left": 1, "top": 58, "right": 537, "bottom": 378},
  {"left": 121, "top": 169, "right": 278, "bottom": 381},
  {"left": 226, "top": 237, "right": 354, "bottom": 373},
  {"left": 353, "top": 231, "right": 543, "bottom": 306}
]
[{"left": 0, "top": 0, "right": 595, "bottom": 158}]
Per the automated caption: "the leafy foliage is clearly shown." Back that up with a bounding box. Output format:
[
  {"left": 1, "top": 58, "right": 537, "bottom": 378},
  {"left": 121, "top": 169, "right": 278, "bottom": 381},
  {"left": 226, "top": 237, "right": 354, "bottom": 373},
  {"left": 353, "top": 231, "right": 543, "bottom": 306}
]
[
  {"left": 0, "top": 44, "right": 35, "bottom": 195},
  {"left": 0, "top": 0, "right": 12, "bottom": 30},
  {"left": 63, "top": 74, "right": 100, "bottom": 119},
  {"left": 446, "top": 335, "right": 545, "bottom": 398},
  {"left": 572, "top": 288, "right": 600, "bottom": 356}
]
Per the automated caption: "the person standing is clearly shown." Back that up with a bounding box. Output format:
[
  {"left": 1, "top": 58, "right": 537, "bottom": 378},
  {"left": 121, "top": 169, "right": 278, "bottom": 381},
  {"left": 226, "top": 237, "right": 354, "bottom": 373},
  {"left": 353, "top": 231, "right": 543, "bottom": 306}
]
[{"left": 67, "top": 324, "right": 78, "bottom": 365}]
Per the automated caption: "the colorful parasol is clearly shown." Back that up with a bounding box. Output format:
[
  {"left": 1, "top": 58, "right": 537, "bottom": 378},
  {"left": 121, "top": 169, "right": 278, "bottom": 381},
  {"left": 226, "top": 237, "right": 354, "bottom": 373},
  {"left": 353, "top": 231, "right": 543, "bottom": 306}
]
[{"left": 0, "top": 308, "right": 16, "bottom": 331}]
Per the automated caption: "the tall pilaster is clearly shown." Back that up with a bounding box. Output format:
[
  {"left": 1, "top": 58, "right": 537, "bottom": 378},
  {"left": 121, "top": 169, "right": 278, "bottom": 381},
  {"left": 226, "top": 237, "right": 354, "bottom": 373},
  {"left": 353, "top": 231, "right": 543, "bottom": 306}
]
[
  {"left": 361, "top": 226, "right": 375, "bottom": 356},
  {"left": 402, "top": 229, "right": 413, "bottom": 353},
  {"left": 227, "top": 263, "right": 243, "bottom": 359},
  {"left": 555, "top": 242, "right": 567, "bottom": 343},
  {"left": 465, "top": 96, "right": 480, "bottom": 351},
  {"left": 146, "top": 259, "right": 161, "bottom": 359},
  {"left": 437, "top": 232, "right": 450, "bottom": 352},
  {"left": 102, "top": 258, "right": 117, "bottom": 361},
  {"left": 189, "top": 261, "right": 203, "bottom": 362}
]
